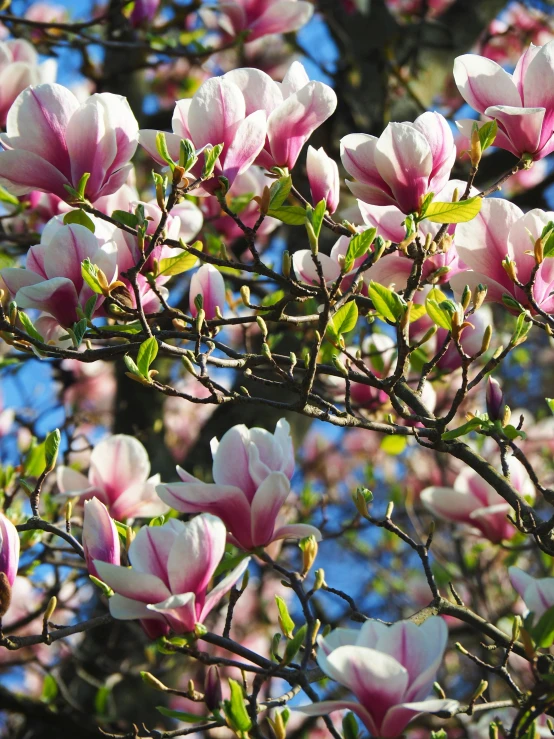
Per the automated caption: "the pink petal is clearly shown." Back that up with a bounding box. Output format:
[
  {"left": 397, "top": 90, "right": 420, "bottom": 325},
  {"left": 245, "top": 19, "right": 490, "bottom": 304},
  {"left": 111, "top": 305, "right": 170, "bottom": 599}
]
[
  {"left": 89, "top": 434, "right": 151, "bottom": 504},
  {"left": 272, "top": 523, "right": 322, "bottom": 541},
  {"left": 0, "top": 149, "right": 69, "bottom": 198},
  {"left": 139, "top": 129, "right": 182, "bottom": 165},
  {"left": 16, "top": 277, "right": 80, "bottom": 327},
  {"left": 453, "top": 54, "right": 521, "bottom": 113},
  {"left": 292, "top": 250, "right": 341, "bottom": 286},
  {"left": 223, "top": 109, "right": 267, "bottom": 184},
  {"left": 200, "top": 556, "right": 250, "bottom": 621},
  {"left": 167, "top": 514, "right": 226, "bottom": 595},
  {"left": 189, "top": 264, "right": 226, "bottom": 320},
  {"left": 250, "top": 472, "right": 291, "bottom": 547},
  {"left": 247, "top": 1, "right": 313, "bottom": 41},
  {"left": 381, "top": 699, "right": 459, "bottom": 738},
  {"left": 485, "top": 104, "right": 545, "bottom": 156},
  {"left": 94, "top": 561, "right": 170, "bottom": 603},
  {"left": 188, "top": 77, "right": 246, "bottom": 153},
  {"left": 294, "top": 700, "right": 378, "bottom": 737},
  {"left": 223, "top": 68, "right": 282, "bottom": 116}
]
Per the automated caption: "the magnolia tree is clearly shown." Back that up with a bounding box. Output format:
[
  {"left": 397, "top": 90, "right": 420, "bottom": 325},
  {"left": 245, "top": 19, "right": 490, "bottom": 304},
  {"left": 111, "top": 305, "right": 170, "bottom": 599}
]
[{"left": 2, "top": 1, "right": 554, "bottom": 738}]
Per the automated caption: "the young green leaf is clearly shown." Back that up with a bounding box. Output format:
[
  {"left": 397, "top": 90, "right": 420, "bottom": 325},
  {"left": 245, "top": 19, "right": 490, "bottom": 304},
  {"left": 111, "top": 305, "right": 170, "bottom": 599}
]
[
  {"left": 224, "top": 679, "right": 252, "bottom": 733},
  {"left": 44, "top": 428, "right": 61, "bottom": 472},
  {"left": 63, "top": 209, "right": 96, "bottom": 233},
  {"left": 18, "top": 312, "right": 44, "bottom": 343},
  {"left": 267, "top": 205, "right": 307, "bottom": 225},
  {"left": 532, "top": 605, "right": 554, "bottom": 648},
  {"left": 368, "top": 281, "right": 406, "bottom": 323},
  {"left": 275, "top": 595, "right": 295, "bottom": 639},
  {"left": 71, "top": 318, "right": 88, "bottom": 348},
  {"left": 156, "top": 131, "right": 176, "bottom": 170},
  {"left": 112, "top": 210, "right": 140, "bottom": 229},
  {"left": 157, "top": 706, "right": 209, "bottom": 723},
  {"left": 344, "top": 228, "right": 376, "bottom": 273},
  {"left": 326, "top": 301, "right": 359, "bottom": 343},
  {"left": 441, "top": 417, "right": 484, "bottom": 440},
  {"left": 137, "top": 337, "right": 159, "bottom": 378},
  {"left": 81, "top": 259, "right": 104, "bottom": 295},
  {"left": 203, "top": 143, "right": 224, "bottom": 179},
  {"left": 424, "top": 197, "right": 482, "bottom": 224},
  {"left": 478, "top": 119, "right": 498, "bottom": 152},
  {"left": 268, "top": 175, "right": 292, "bottom": 209}
]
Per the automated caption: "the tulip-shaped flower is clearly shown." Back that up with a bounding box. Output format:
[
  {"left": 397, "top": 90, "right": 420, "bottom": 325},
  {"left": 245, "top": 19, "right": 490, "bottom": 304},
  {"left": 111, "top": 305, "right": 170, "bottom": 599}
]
[
  {"left": 0, "top": 222, "right": 117, "bottom": 327},
  {"left": 0, "top": 39, "right": 56, "bottom": 126},
  {"left": 223, "top": 62, "right": 337, "bottom": 170},
  {"left": 296, "top": 617, "right": 457, "bottom": 738},
  {"left": 215, "top": 0, "right": 313, "bottom": 42},
  {"left": 486, "top": 377, "right": 505, "bottom": 422},
  {"left": 450, "top": 198, "right": 554, "bottom": 313},
  {"left": 57, "top": 434, "right": 168, "bottom": 521},
  {"left": 0, "top": 83, "right": 139, "bottom": 201},
  {"left": 454, "top": 41, "right": 554, "bottom": 160},
  {"left": 140, "top": 75, "right": 267, "bottom": 189},
  {"left": 509, "top": 567, "right": 554, "bottom": 620},
  {"left": 306, "top": 145, "right": 340, "bottom": 213},
  {"left": 129, "top": 0, "right": 160, "bottom": 26},
  {"left": 82, "top": 498, "right": 121, "bottom": 579},
  {"left": 292, "top": 234, "right": 369, "bottom": 287},
  {"left": 189, "top": 264, "right": 226, "bottom": 320},
  {"left": 0, "top": 513, "right": 20, "bottom": 618},
  {"left": 156, "top": 419, "right": 321, "bottom": 550},
  {"left": 95, "top": 514, "right": 250, "bottom": 638},
  {"left": 421, "top": 458, "right": 534, "bottom": 543},
  {"left": 340, "top": 111, "right": 456, "bottom": 214}
]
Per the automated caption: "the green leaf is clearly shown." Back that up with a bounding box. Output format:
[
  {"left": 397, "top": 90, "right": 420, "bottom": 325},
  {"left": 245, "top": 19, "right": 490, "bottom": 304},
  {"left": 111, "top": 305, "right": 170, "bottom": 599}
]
[
  {"left": 380, "top": 436, "right": 407, "bottom": 455},
  {"left": 283, "top": 624, "right": 307, "bottom": 665},
  {"left": 81, "top": 258, "right": 104, "bottom": 295},
  {"left": 0, "top": 186, "right": 20, "bottom": 207},
  {"left": 478, "top": 119, "right": 498, "bottom": 152},
  {"left": 41, "top": 674, "right": 58, "bottom": 704},
  {"left": 137, "top": 337, "right": 158, "bottom": 378},
  {"left": 18, "top": 312, "right": 44, "bottom": 343},
  {"left": 94, "top": 685, "right": 111, "bottom": 716},
  {"left": 267, "top": 205, "right": 306, "bottom": 225},
  {"left": 203, "top": 143, "right": 224, "bottom": 179},
  {"left": 84, "top": 295, "right": 98, "bottom": 321},
  {"left": 268, "top": 175, "right": 292, "bottom": 209},
  {"left": 179, "top": 138, "right": 198, "bottom": 172},
  {"left": 532, "top": 605, "right": 554, "bottom": 647},
  {"left": 343, "top": 713, "right": 360, "bottom": 739},
  {"left": 112, "top": 210, "right": 139, "bottom": 229},
  {"left": 261, "top": 289, "right": 285, "bottom": 308},
  {"left": 344, "top": 228, "right": 376, "bottom": 273},
  {"left": 76, "top": 172, "right": 91, "bottom": 200},
  {"left": 230, "top": 192, "right": 254, "bottom": 214},
  {"left": 275, "top": 595, "right": 295, "bottom": 639},
  {"left": 71, "top": 318, "right": 88, "bottom": 348},
  {"left": 547, "top": 398, "right": 554, "bottom": 414},
  {"left": 326, "top": 301, "right": 359, "bottom": 343},
  {"left": 308, "top": 199, "right": 327, "bottom": 239},
  {"left": 156, "top": 131, "right": 176, "bottom": 170},
  {"left": 426, "top": 299, "right": 456, "bottom": 331},
  {"left": 124, "top": 355, "right": 141, "bottom": 377},
  {"left": 63, "top": 209, "right": 96, "bottom": 233},
  {"left": 441, "top": 417, "right": 484, "bottom": 440},
  {"left": 156, "top": 706, "right": 209, "bottom": 723},
  {"left": 214, "top": 551, "right": 250, "bottom": 578},
  {"left": 44, "top": 429, "right": 61, "bottom": 472},
  {"left": 95, "top": 321, "right": 143, "bottom": 334},
  {"left": 424, "top": 197, "right": 482, "bottom": 224},
  {"left": 225, "top": 679, "right": 252, "bottom": 733},
  {"left": 158, "top": 250, "right": 198, "bottom": 277},
  {"left": 419, "top": 192, "right": 435, "bottom": 218},
  {"left": 368, "top": 281, "right": 406, "bottom": 323},
  {"left": 24, "top": 439, "right": 46, "bottom": 477},
  {"left": 511, "top": 311, "right": 532, "bottom": 346},
  {"left": 149, "top": 515, "right": 165, "bottom": 527}
]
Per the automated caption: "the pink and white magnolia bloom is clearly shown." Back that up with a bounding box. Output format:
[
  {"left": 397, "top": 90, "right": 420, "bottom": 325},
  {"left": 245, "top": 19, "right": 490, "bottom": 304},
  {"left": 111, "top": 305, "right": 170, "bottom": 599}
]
[
  {"left": 140, "top": 76, "right": 267, "bottom": 189},
  {"left": 509, "top": 567, "right": 554, "bottom": 620},
  {"left": 0, "top": 83, "right": 139, "bottom": 201},
  {"left": 0, "top": 512, "right": 19, "bottom": 588},
  {"left": 421, "top": 458, "right": 535, "bottom": 543},
  {"left": 292, "top": 234, "right": 369, "bottom": 287},
  {"left": 296, "top": 618, "right": 457, "bottom": 738},
  {"left": 57, "top": 434, "right": 168, "bottom": 521},
  {"left": 0, "top": 222, "right": 117, "bottom": 327},
  {"left": 450, "top": 199, "right": 554, "bottom": 313},
  {"left": 454, "top": 41, "right": 554, "bottom": 160},
  {"left": 82, "top": 498, "right": 120, "bottom": 579},
  {"left": 340, "top": 111, "right": 456, "bottom": 214},
  {"left": 156, "top": 419, "right": 321, "bottom": 550},
  {"left": 0, "top": 40, "right": 56, "bottom": 126},
  {"left": 306, "top": 145, "right": 340, "bottom": 213},
  {"left": 189, "top": 264, "right": 226, "bottom": 320},
  {"left": 222, "top": 61, "right": 337, "bottom": 170},
  {"left": 215, "top": 0, "right": 313, "bottom": 42},
  {"left": 129, "top": 0, "right": 161, "bottom": 26},
  {"left": 95, "top": 514, "right": 250, "bottom": 638}
]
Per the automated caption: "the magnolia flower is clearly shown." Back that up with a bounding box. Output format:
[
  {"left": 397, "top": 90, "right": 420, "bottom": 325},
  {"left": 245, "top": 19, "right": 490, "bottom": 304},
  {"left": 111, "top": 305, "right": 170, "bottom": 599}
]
[
  {"left": 340, "top": 111, "right": 456, "bottom": 214},
  {"left": 189, "top": 264, "right": 226, "bottom": 320},
  {"left": 140, "top": 76, "right": 267, "bottom": 189},
  {"left": 129, "top": 0, "right": 160, "bottom": 26},
  {"left": 0, "top": 513, "right": 19, "bottom": 589},
  {"left": 57, "top": 434, "right": 168, "bottom": 521},
  {"left": 306, "top": 145, "right": 340, "bottom": 213},
  {"left": 95, "top": 514, "right": 250, "bottom": 638},
  {"left": 215, "top": 0, "right": 313, "bottom": 42},
  {"left": 0, "top": 83, "right": 138, "bottom": 201},
  {"left": 82, "top": 498, "right": 120, "bottom": 579},
  {"left": 421, "top": 457, "right": 535, "bottom": 543},
  {"left": 296, "top": 618, "right": 457, "bottom": 738},
  {"left": 292, "top": 234, "right": 368, "bottom": 286},
  {"left": 509, "top": 567, "right": 554, "bottom": 620},
  {"left": 454, "top": 41, "right": 554, "bottom": 160},
  {"left": 0, "top": 222, "right": 117, "bottom": 327},
  {"left": 0, "top": 39, "right": 56, "bottom": 125},
  {"left": 223, "top": 62, "right": 337, "bottom": 170},
  {"left": 450, "top": 199, "right": 554, "bottom": 313},
  {"left": 156, "top": 419, "right": 321, "bottom": 550}
]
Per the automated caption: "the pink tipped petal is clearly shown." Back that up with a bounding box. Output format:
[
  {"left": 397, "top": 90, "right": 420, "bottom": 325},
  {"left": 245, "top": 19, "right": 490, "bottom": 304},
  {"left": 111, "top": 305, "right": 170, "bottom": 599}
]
[
  {"left": 453, "top": 55, "right": 521, "bottom": 113},
  {"left": 0, "top": 267, "right": 42, "bottom": 296},
  {"left": 168, "top": 514, "right": 226, "bottom": 595},
  {"left": 247, "top": 2, "right": 314, "bottom": 41},
  {"left": 272, "top": 523, "right": 322, "bottom": 541},
  {"left": 56, "top": 466, "right": 93, "bottom": 496},
  {"left": 224, "top": 109, "right": 267, "bottom": 183},
  {"left": 172, "top": 99, "right": 192, "bottom": 139},
  {"left": 0, "top": 149, "right": 70, "bottom": 198},
  {"left": 420, "top": 486, "right": 483, "bottom": 526},
  {"left": 381, "top": 699, "right": 459, "bottom": 738},
  {"left": 250, "top": 471, "right": 291, "bottom": 546},
  {"left": 292, "top": 250, "right": 341, "bottom": 286},
  {"left": 200, "top": 556, "right": 251, "bottom": 620},
  {"left": 128, "top": 523, "right": 179, "bottom": 583},
  {"left": 357, "top": 201, "right": 406, "bottom": 243},
  {"left": 82, "top": 498, "right": 120, "bottom": 577},
  {"left": 0, "top": 513, "right": 19, "bottom": 587},
  {"left": 17, "top": 277, "right": 80, "bottom": 326},
  {"left": 108, "top": 593, "right": 167, "bottom": 623},
  {"left": 188, "top": 77, "right": 246, "bottom": 152},
  {"left": 485, "top": 105, "right": 545, "bottom": 156},
  {"left": 94, "top": 561, "right": 170, "bottom": 603},
  {"left": 268, "top": 81, "right": 337, "bottom": 169},
  {"left": 307, "top": 145, "right": 340, "bottom": 213},
  {"left": 211, "top": 425, "right": 251, "bottom": 491},
  {"left": 147, "top": 591, "right": 197, "bottom": 633},
  {"left": 223, "top": 68, "right": 282, "bottom": 116},
  {"left": 89, "top": 435, "right": 151, "bottom": 503},
  {"left": 189, "top": 264, "right": 226, "bottom": 320}
]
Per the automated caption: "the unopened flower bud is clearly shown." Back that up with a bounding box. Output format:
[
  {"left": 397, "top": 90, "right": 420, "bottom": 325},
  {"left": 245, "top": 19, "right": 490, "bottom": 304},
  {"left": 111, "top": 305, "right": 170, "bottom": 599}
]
[
  {"left": 502, "top": 257, "right": 518, "bottom": 283},
  {"left": 535, "top": 236, "right": 545, "bottom": 265},
  {"left": 353, "top": 487, "right": 373, "bottom": 517},
  {"left": 299, "top": 535, "right": 318, "bottom": 575},
  {"left": 0, "top": 572, "right": 11, "bottom": 618},
  {"left": 261, "top": 342, "right": 272, "bottom": 359},
  {"left": 473, "top": 284, "right": 487, "bottom": 311},
  {"left": 141, "top": 671, "right": 168, "bottom": 692},
  {"left": 240, "top": 285, "right": 250, "bottom": 306},
  {"left": 314, "top": 568, "right": 326, "bottom": 591},
  {"left": 256, "top": 316, "right": 268, "bottom": 339},
  {"left": 282, "top": 251, "right": 291, "bottom": 278},
  {"left": 481, "top": 325, "right": 492, "bottom": 354},
  {"left": 204, "top": 666, "right": 222, "bottom": 711},
  {"left": 486, "top": 377, "right": 504, "bottom": 422},
  {"left": 461, "top": 285, "right": 472, "bottom": 311},
  {"left": 470, "top": 124, "right": 482, "bottom": 168}
]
